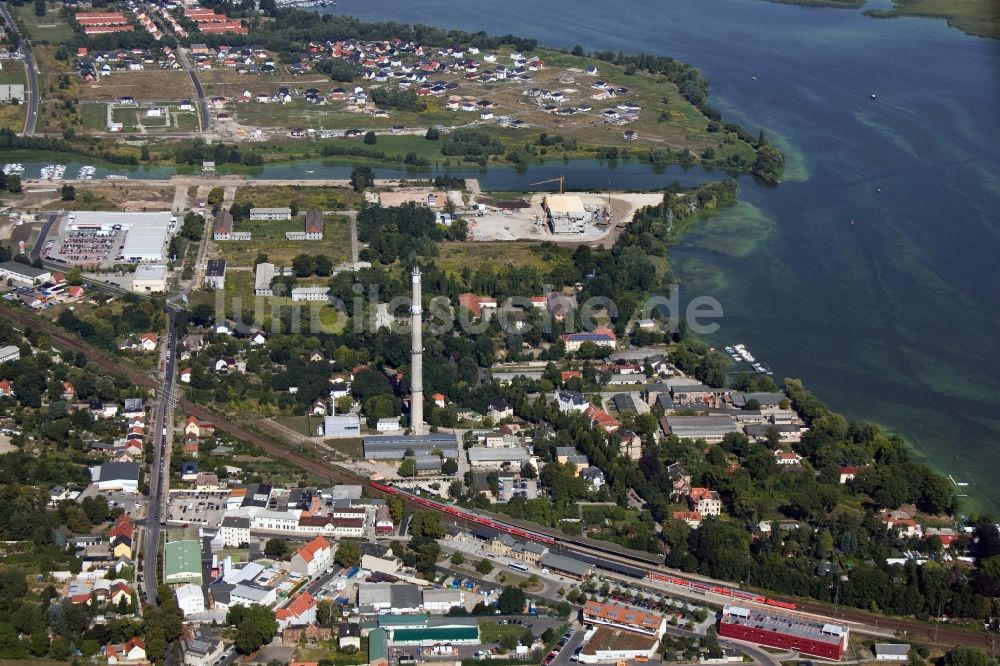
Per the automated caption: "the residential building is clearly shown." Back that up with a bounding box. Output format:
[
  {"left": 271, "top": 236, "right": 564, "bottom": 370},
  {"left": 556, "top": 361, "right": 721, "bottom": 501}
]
[
  {"left": 213, "top": 210, "right": 233, "bottom": 240},
  {"left": 182, "top": 633, "right": 225, "bottom": 666},
  {"left": 338, "top": 623, "right": 362, "bottom": 650},
  {"left": 276, "top": 591, "right": 318, "bottom": 629},
  {"left": 250, "top": 207, "right": 292, "bottom": 221},
  {"left": 204, "top": 259, "right": 226, "bottom": 289},
  {"left": 555, "top": 389, "right": 588, "bottom": 413},
  {"left": 690, "top": 487, "right": 722, "bottom": 516},
  {"left": 289, "top": 535, "right": 333, "bottom": 577},
  {"left": 104, "top": 637, "right": 146, "bottom": 664},
  {"left": 254, "top": 262, "right": 275, "bottom": 296},
  {"left": 583, "top": 600, "right": 667, "bottom": 637},
  {"left": 562, "top": 327, "right": 617, "bottom": 352},
  {"left": 220, "top": 516, "right": 250, "bottom": 547}
]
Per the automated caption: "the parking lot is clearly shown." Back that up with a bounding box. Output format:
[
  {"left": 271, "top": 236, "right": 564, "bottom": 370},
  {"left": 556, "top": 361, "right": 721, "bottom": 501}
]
[
  {"left": 47, "top": 227, "right": 125, "bottom": 265},
  {"left": 164, "top": 489, "right": 230, "bottom": 526}
]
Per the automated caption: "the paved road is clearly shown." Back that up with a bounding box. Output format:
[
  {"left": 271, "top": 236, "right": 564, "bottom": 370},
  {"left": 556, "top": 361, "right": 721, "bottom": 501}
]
[
  {"left": 29, "top": 211, "right": 60, "bottom": 262},
  {"left": 142, "top": 308, "right": 180, "bottom": 606},
  {"left": 175, "top": 46, "right": 209, "bottom": 132},
  {"left": 0, "top": 2, "right": 40, "bottom": 135}
]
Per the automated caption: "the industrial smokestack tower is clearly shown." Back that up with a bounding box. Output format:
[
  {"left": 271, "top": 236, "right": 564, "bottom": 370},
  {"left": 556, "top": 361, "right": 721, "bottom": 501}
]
[{"left": 410, "top": 267, "right": 424, "bottom": 435}]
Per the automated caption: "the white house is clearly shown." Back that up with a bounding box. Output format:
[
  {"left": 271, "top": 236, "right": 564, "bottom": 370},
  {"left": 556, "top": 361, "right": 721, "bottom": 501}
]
[
  {"left": 289, "top": 535, "right": 333, "bottom": 577},
  {"left": 175, "top": 583, "right": 205, "bottom": 617}
]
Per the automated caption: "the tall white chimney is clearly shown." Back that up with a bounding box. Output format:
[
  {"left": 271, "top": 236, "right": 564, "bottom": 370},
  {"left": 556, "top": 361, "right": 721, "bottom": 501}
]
[{"left": 410, "top": 267, "right": 424, "bottom": 435}]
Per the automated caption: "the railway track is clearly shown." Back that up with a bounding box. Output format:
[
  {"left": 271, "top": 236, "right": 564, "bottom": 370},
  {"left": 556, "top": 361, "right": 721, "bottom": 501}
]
[{"left": 2, "top": 306, "right": 993, "bottom": 648}]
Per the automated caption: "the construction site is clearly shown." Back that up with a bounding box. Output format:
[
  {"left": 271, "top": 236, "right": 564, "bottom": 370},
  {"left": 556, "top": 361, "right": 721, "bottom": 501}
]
[{"left": 465, "top": 175, "right": 664, "bottom": 244}]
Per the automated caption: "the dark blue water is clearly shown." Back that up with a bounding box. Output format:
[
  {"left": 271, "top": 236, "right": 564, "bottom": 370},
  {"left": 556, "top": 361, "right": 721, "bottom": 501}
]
[{"left": 319, "top": 0, "right": 1000, "bottom": 510}]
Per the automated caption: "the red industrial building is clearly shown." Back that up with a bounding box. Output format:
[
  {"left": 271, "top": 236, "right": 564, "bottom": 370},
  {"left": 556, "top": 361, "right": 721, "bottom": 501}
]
[{"left": 719, "top": 605, "right": 849, "bottom": 660}]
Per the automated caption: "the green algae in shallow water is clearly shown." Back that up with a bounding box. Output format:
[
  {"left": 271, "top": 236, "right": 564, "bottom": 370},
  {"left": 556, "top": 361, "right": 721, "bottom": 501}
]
[
  {"left": 688, "top": 201, "right": 777, "bottom": 258},
  {"left": 674, "top": 256, "right": 730, "bottom": 293},
  {"left": 765, "top": 130, "right": 810, "bottom": 183}
]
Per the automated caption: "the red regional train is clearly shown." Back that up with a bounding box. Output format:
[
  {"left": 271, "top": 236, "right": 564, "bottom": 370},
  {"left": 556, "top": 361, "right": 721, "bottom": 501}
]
[{"left": 370, "top": 480, "right": 796, "bottom": 610}]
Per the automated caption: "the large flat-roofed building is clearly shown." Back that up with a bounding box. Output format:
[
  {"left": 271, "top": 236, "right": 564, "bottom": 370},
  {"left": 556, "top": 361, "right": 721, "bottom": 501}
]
[
  {"left": 583, "top": 601, "right": 667, "bottom": 637},
  {"left": 65, "top": 211, "right": 175, "bottom": 263},
  {"left": 254, "top": 262, "right": 275, "bottom": 296},
  {"left": 719, "top": 605, "right": 848, "bottom": 660},
  {"left": 578, "top": 625, "right": 659, "bottom": 664},
  {"left": 363, "top": 433, "right": 459, "bottom": 460},
  {"left": 391, "top": 625, "right": 479, "bottom": 645},
  {"left": 204, "top": 259, "right": 226, "bottom": 289},
  {"left": 131, "top": 264, "right": 168, "bottom": 293},
  {"left": 0, "top": 261, "right": 51, "bottom": 286},
  {"left": 467, "top": 446, "right": 532, "bottom": 470},
  {"left": 0, "top": 345, "right": 21, "bottom": 364},
  {"left": 250, "top": 207, "right": 292, "bottom": 221},
  {"left": 291, "top": 286, "right": 330, "bottom": 302},
  {"left": 661, "top": 415, "right": 739, "bottom": 443},
  {"left": 163, "top": 539, "right": 203, "bottom": 585},
  {"left": 324, "top": 414, "right": 360, "bottom": 437},
  {"left": 544, "top": 194, "right": 589, "bottom": 234},
  {"left": 539, "top": 553, "right": 592, "bottom": 579}
]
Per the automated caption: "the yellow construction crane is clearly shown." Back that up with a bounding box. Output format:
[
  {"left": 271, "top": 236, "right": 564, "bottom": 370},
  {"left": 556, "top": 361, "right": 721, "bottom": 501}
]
[{"left": 529, "top": 175, "right": 565, "bottom": 194}]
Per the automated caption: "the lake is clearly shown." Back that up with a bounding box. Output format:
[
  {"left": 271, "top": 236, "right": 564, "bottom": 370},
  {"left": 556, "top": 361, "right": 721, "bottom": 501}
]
[{"left": 317, "top": 0, "right": 1000, "bottom": 511}]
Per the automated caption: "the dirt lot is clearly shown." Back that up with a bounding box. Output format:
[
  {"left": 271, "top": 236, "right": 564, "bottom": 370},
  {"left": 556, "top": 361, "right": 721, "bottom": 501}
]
[
  {"left": 77, "top": 71, "right": 196, "bottom": 102},
  {"left": 465, "top": 191, "right": 663, "bottom": 242}
]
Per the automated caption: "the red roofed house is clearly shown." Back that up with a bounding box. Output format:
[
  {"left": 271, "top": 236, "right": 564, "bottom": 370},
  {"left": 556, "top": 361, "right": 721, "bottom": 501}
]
[
  {"left": 276, "top": 591, "right": 318, "bottom": 629},
  {"left": 180, "top": 368, "right": 192, "bottom": 383},
  {"left": 773, "top": 449, "right": 803, "bottom": 466},
  {"left": 585, "top": 404, "right": 619, "bottom": 432},
  {"left": 582, "top": 600, "right": 667, "bottom": 638},
  {"left": 433, "top": 393, "right": 446, "bottom": 408},
  {"left": 139, "top": 333, "right": 158, "bottom": 352},
  {"left": 561, "top": 370, "right": 582, "bottom": 383},
  {"left": 672, "top": 511, "right": 703, "bottom": 528},
  {"left": 67, "top": 285, "right": 84, "bottom": 298},
  {"left": 184, "top": 416, "right": 215, "bottom": 438},
  {"left": 925, "top": 527, "right": 958, "bottom": 547},
  {"left": 290, "top": 536, "right": 333, "bottom": 577},
  {"left": 61, "top": 382, "right": 77, "bottom": 401},
  {"left": 689, "top": 487, "right": 722, "bottom": 516},
  {"left": 837, "top": 465, "right": 862, "bottom": 484},
  {"left": 0, "top": 380, "right": 12, "bottom": 397},
  {"left": 104, "top": 637, "right": 146, "bottom": 664},
  {"left": 457, "top": 293, "right": 497, "bottom": 318},
  {"left": 883, "top": 514, "right": 923, "bottom": 538}
]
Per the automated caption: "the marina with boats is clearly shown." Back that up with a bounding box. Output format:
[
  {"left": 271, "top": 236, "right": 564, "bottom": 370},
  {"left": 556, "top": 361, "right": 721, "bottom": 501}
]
[{"left": 725, "top": 343, "right": 773, "bottom": 375}]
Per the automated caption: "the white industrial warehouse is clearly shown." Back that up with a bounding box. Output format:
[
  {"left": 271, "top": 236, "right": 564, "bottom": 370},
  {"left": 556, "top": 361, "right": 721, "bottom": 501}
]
[{"left": 60, "top": 211, "right": 177, "bottom": 265}]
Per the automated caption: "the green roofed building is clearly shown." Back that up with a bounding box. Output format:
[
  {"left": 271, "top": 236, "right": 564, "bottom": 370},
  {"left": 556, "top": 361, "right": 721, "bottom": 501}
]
[
  {"left": 378, "top": 614, "right": 428, "bottom": 628},
  {"left": 369, "top": 628, "right": 388, "bottom": 666},
  {"left": 391, "top": 625, "right": 480, "bottom": 645},
  {"left": 163, "top": 540, "right": 203, "bottom": 585}
]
